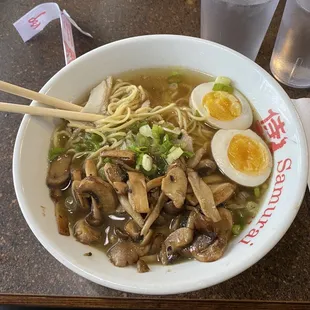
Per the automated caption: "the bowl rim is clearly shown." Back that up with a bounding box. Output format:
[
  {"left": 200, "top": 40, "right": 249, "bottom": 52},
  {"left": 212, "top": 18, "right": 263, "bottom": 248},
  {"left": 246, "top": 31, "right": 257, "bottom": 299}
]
[{"left": 12, "top": 34, "right": 308, "bottom": 295}]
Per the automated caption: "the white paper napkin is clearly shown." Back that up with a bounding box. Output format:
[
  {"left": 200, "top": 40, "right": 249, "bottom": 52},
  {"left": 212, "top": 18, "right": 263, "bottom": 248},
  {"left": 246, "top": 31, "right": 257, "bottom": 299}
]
[{"left": 291, "top": 98, "right": 310, "bottom": 187}]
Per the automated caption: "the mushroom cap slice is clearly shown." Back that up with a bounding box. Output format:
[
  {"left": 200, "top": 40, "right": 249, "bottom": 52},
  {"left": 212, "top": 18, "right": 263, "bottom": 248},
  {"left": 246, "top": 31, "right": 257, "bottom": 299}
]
[
  {"left": 190, "top": 208, "right": 233, "bottom": 262},
  {"left": 127, "top": 172, "right": 149, "bottom": 213},
  {"left": 209, "top": 183, "right": 237, "bottom": 206},
  {"left": 72, "top": 180, "right": 90, "bottom": 211},
  {"left": 107, "top": 241, "right": 150, "bottom": 267},
  {"left": 100, "top": 150, "right": 136, "bottom": 166},
  {"left": 46, "top": 154, "right": 72, "bottom": 189},
  {"left": 159, "top": 227, "right": 194, "bottom": 265},
  {"left": 137, "top": 259, "right": 150, "bottom": 273},
  {"left": 161, "top": 166, "right": 187, "bottom": 209},
  {"left": 187, "top": 169, "right": 221, "bottom": 222},
  {"left": 146, "top": 176, "right": 164, "bottom": 192},
  {"left": 195, "top": 159, "right": 217, "bottom": 177},
  {"left": 124, "top": 219, "right": 141, "bottom": 241},
  {"left": 55, "top": 201, "right": 70, "bottom": 236},
  {"left": 187, "top": 143, "right": 209, "bottom": 169},
  {"left": 78, "top": 176, "right": 118, "bottom": 214},
  {"left": 73, "top": 219, "right": 102, "bottom": 244},
  {"left": 164, "top": 227, "right": 194, "bottom": 254},
  {"left": 104, "top": 163, "right": 127, "bottom": 184}
]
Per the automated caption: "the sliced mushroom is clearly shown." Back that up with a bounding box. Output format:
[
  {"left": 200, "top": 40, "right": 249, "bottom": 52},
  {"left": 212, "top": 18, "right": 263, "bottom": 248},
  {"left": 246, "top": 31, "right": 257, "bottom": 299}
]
[
  {"left": 71, "top": 169, "right": 82, "bottom": 181},
  {"left": 141, "top": 192, "right": 168, "bottom": 236},
  {"left": 85, "top": 199, "right": 104, "bottom": 227},
  {"left": 161, "top": 166, "right": 187, "bottom": 209},
  {"left": 190, "top": 208, "right": 233, "bottom": 262},
  {"left": 114, "top": 227, "right": 129, "bottom": 240},
  {"left": 85, "top": 159, "right": 98, "bottom": 177},
  {"left": 104, "top": 163, "right": 127, "bottom": 184},
  {"left": 55, "top": 201, "right": 70, "bottom": 236},
  {"left": 113, "top": 182, "right": 128, "bottom": 195},
  {"left": 73, "top": 219, "right": 101, "bottom": 244},
  {"left": 71, "top": 180, "right": 90, "bottom": 210},
  {"left": 101, "top": 150, "right": 136, "bottom": 166},
  {"left": 164, "top": 227, "right": 194, "bottom": 253},
  {"left": 186, "top": 193, "right": 199, "bottom": 206},
  {"left": 107, "top": 241, "right": 150, "bottom": 267},
  {"left": 169, "top": 158, "right": 187, "bottom": 172},
  {"left": 194, "top": 211, "right": 214, "bottom": 232},
  {"left": 140, "top": 229, "right": 154, "bottom": 247},
  {"left": 187, "top": 169, "right": 221, "bottom": 222},
  {"left": 46, "top": 154, "right": 72, "bottom": 189},
  {"left": 209, "top": 183, "right": 237, "bottom": 206},
  {"left": 170, "top": 214, "right": 182, "bottom": 231},
  {"left": 137, "top": 259, "right": 150, "bottom": 273},
  {"left": 148, "top": 233, "right": 165, "bottom": 255},
  {"left": 146, "top": 176, "right": 164, "bottom": 192},
  {"left": 148, "top": 187, "right": 160, "bottom": 206},
  {"left": 186, "top": 210, "right": 197, "bottom": 230},
  {"left": 187, "top": 143, "right": 209, "bottom": 169},
  {"left": 118, "top": 195, "right": 144, "bottom": 228},
  {"left": 127, "top": 172, "right": 149, "bottom": 213},
  {"left": 195, "top": 159, "right": 217, "bottom": 177},
  {"left": 163, "top": 200, "right": 184, "bottom": 215},
  {"left": 124, "top": 219, "right": 141, "bottom": 241},
  {"left": 78, "top": 176, "right": 118, "bottom": 226},
  {"left": 159, "top": 227, "right": 194, "bottom": 265},
  {"left": 202, "top": 173, "right": 227, "bottom": 184}
]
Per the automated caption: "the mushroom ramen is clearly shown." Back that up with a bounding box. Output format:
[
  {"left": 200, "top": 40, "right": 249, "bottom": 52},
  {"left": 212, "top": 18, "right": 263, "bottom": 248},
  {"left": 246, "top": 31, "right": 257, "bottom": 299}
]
[{"left": 46, "top": 68, "right": 272, "bottom": 271}]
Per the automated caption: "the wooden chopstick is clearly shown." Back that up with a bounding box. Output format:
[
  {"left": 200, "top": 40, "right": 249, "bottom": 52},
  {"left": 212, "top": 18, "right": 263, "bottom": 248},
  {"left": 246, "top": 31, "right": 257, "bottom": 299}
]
[
  {"left": 0, "top": 80, "right": 82, "bottom": 112},
  {"left": 0, "top": 102, "right": 102, "bottom": 122}
]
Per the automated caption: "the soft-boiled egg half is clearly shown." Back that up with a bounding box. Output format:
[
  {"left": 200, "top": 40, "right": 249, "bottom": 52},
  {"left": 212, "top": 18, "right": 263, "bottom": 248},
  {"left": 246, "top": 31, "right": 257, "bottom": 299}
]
[
  {"left": 211, "top": 129, "right": 272, "bottom": 187},
  {"left": 190, "top": 81, "right": 253, "bottom": 130}
]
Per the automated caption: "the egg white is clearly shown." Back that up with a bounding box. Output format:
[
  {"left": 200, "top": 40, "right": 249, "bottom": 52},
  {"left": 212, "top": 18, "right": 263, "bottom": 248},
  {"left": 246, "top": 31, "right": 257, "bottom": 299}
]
[
  {"left": 190, "top": 82, "right": 253, "bottom": 130},
  {"left": 211, "top": 129, "right": 273, "bottom": 187}
]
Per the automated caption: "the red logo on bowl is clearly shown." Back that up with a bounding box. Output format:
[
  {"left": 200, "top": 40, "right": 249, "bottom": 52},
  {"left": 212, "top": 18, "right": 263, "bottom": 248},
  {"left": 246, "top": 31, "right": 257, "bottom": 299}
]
[{"left": 255, "top": 109, "right": 288, "bottom": 152}]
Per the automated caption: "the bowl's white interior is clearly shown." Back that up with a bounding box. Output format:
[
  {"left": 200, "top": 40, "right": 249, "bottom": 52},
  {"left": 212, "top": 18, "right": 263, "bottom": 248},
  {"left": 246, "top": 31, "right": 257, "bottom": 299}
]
[{"left": 13, "top": 35, "right": 308, "bottom": 295}]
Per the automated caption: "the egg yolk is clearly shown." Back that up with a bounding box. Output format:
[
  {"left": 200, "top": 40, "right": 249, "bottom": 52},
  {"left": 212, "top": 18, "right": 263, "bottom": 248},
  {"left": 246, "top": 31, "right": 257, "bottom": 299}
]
[
  {"left": 203, "top": 91, "right": 242, "bottom": 121},
  {"left": 228, "top": 134, "right": 268, "bottom": 175}
]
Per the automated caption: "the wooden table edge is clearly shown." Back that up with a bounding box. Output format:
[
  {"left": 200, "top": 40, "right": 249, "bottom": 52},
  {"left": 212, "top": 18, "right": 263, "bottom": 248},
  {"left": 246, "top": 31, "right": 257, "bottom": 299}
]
[{"left": 1, "top": 294, "right": 310, "bottom": 309}]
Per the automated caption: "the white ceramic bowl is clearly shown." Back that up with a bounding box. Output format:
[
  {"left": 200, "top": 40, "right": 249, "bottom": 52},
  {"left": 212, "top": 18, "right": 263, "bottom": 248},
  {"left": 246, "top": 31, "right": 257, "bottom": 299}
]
[{"left": 13, "top": 35, "right": 308, "bottom": 295}]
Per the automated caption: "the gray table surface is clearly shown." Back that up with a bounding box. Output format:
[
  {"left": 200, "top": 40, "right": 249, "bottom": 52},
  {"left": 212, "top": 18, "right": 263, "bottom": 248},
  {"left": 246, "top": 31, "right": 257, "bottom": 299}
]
[{"left": 1, "top": 0, "right": 309, "bottom": 301}]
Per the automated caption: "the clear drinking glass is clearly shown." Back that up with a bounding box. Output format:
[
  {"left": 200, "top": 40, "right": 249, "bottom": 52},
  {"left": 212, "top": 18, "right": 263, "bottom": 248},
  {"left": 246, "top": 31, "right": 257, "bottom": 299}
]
[
  {"left": 200, "top": 0, "right": 280, "bottom": 61},
  {"left": 270, "top": 0, "right": 310, "bottom": 88}
]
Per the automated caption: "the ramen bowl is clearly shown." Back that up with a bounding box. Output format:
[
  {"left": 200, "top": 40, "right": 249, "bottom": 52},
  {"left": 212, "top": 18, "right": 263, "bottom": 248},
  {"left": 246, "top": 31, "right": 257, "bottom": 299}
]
[{"left": 13, "top": 35, "right": 308, "bottom": 295}]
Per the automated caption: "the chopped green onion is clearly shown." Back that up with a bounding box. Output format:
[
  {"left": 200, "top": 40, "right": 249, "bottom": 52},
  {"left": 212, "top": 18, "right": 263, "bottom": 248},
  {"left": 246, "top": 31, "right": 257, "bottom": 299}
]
[
  {"left": 142, "top": 154, "right": 153, "bottom": 171},
  {"left": 254, "top": 187, "right": 260, "bottom": 198},
  {"left": 214, "top": 76, "right": 232, "bottom": 86},
  {"left": 136, "top": 153, "right": 144, "bottom": 169},
  {"left": 152, "top": 124, "right": 164, "bottom": 142},
  {"left": 182, "top": 150, "right": 194, "bottom": 158},
  {"left": 212, "top": 83, "right": 234, "bottom": 93},
  {"left": 90, "top": 133, "right": 102, "bottom": 143},
  {"left": 166, "top": 147, "right": 184, "bottom": 164},
  {"left": 48, "top": 147, "right": 65, "bottom": 161},
  {"left": 232, "top": 224, "right": 241, "bottom": 235},
  {"left": 139, "top": 124, "right": 153, "bottom": 138},
  {"left": 129, "top": 121, "right": 148, "bottom": 134},
  {"left": 167, "top": 72, "right": 182, "bottom": 84}
]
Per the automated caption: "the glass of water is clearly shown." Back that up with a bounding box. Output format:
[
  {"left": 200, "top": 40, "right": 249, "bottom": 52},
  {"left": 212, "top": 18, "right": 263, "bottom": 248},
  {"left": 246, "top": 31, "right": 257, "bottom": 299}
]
[
  {"left": 201, "top": 0, "right": 280, "bottom": 61},
  {"left": 270, "top": 0, "right": 310, "bottom": 88}
]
